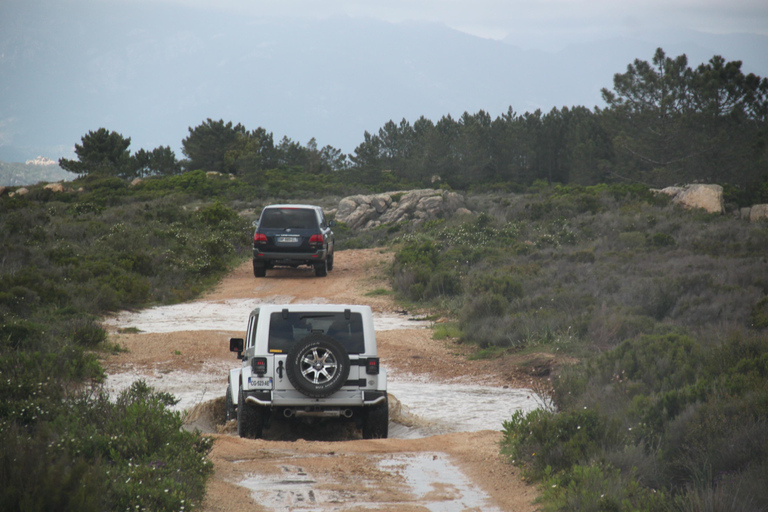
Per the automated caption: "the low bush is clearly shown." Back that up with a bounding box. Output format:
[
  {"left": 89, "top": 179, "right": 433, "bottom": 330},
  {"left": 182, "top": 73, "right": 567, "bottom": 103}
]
[
  {"left": 539, "top": 463, "right": 668, "bottom": 512},
  {"left": 0, "top": 381, "right": 213, "bottom": 512},
  {"left": 501, "top": 331, "right": 768, "bottom": 510}
]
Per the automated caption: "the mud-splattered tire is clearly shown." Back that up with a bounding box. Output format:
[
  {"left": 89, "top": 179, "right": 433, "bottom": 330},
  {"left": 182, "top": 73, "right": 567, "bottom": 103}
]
[
  {"left": 286, "top": 334, "right": 349, "bottom": 398},
  {"left": 327, "top": 252, "right": 334, "bottom": 271},
  {"left": 363, "top": 397, "right": 389, "bottom": 439},
  {"left": 225, "top": 384, "right": 236, "bottom": 421},
  {"left": 237, "top": 386, "right": 264, "bottom": 438}
]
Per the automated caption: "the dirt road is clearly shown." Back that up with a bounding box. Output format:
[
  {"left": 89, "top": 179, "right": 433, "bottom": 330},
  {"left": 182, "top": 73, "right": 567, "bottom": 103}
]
[{"left": 104, "top": 248, "right": 540, "bottom": 512}]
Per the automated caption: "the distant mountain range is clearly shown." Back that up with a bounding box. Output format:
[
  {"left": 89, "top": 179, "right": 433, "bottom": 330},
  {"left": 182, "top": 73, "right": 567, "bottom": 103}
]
[
  {"left": 0, "top": 158, "right": 75, "bottom": 187},
  {"left": 2, "top": 1, "right": 766, "bottom": 163}
]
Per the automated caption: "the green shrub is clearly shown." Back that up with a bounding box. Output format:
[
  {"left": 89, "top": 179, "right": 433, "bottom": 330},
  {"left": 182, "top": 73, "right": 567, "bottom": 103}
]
[
  {"left": 501, "top": 408, "right": 611, "bottom": 477},
  {"left": 423, "top": 270, "right": 462, "bottom": 299},
  {"left": 394, "top": 240, "right": 439, "bottom": 268},
  {"left": 196, "top": 200, "right": 239, "bottom": 226},
  {"left": 460, "top": 315, "right": 518, "bottom": 347},
  {"left": 469, "top": 272, "right": 523, "bottom": 300},
  {"left": 647, "top": 232, "right": 676, "bottom": 247},
  {"left": 540, "top": 463, "right": 668, "bottom": 512},
  {"left": 750, "top": 296, "right": 768, "bottom": 329},
  {"left": 0, "top": 424, "right": 108, "bottom": 512},
  {"left": 0, "top": 316, "right": 43, "bottom": 350},
  {"left": 65, "top": 316, "right": 108, "bottom": 347},
  {"left": 461, "top": 292, "right": 508, "bottom": 321},
  {"left": 0, "top": 381, "right": 213, "bottom": 512}
]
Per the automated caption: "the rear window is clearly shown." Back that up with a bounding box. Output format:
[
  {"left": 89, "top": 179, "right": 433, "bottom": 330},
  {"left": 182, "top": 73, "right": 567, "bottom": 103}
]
[
  {"left": 268, "top": 312, "right": 365, "bottom": 354},
  {"left": 259, "top": 208, "right": 317, "bottom": 230}
]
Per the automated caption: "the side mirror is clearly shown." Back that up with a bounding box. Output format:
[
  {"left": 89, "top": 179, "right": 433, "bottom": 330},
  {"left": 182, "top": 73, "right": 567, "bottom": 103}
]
[
  {"left": 251, "top": 220, "right": 258, "bottom": 227},
  {"left": 230, "top": 338, "right": 244, "bottom": 359},
  {"left": 328, "top": 220, "right": 336, "bottom": 227}
]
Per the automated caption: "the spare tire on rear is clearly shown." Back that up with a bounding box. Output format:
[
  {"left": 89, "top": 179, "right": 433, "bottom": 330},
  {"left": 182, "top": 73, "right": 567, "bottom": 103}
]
[{"left": 286, "top": 334, "right": 350, "bottom": 398}]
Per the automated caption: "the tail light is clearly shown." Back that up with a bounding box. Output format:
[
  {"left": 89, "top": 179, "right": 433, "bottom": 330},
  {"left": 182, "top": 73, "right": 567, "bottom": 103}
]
[
  {"left": 309, "top": 234, "right": 324, "bottom": 246},
  {"left": 252, "top": 357, "right": 267, "bottom": 375},
  {"left": 254, "top": 232, "right": 267, "bottom": 244},
  {"left": 365, "top": 358, "right": 380, "bottom": 375}
]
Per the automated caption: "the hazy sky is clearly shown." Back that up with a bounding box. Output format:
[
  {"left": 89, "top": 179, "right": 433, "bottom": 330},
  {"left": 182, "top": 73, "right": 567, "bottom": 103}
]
[
  {"left": 2, "top": 0, "right": 767, "bottom": 161},
  {"left": 153, "top": 0, "right": 768, "bottom": 47}
]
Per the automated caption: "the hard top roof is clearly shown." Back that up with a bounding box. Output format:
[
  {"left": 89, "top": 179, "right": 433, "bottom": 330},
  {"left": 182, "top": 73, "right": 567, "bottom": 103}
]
[
  {"left": 249, "top": 303, "right": 372, "bottom": 316},
  {"left": 261, "top": 204, "right": 323, "bottom": 211}
]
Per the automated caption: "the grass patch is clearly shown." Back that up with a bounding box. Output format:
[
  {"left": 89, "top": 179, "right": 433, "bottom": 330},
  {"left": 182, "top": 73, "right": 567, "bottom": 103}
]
[
  {"left": 364, "top": 287, "right": 392, "bottom": 297},
  {"left": 432, "top": 322, "right": 462, "bottom": 340},
  {"left": 117, "top": 326, "right": 143, "bottom": 334}
]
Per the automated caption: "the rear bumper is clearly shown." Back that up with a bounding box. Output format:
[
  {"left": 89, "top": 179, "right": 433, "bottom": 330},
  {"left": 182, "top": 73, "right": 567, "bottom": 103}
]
[
  {"left": 245, "top": 389, "right": 386, "bottom": 407},
  {"left": 253, "top": 248, "right": 328, "bottom": 266}
]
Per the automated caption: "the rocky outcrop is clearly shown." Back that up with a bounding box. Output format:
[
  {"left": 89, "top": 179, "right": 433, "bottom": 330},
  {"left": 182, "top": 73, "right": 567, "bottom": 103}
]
[
  {"left": 336, "top": 189, "right": 469, "bottom": 229},
  {"left": 44, "top": 183, "right": 65, "bottom": 192},
  {"left": 8, "top": 187, "right": 29, "bottom": 197},
  {"left": 750, "top": 204, "right": 768, "bottom": 222},
  {"left": 653, "top": 184, "right": 724, "bottom": 214}
]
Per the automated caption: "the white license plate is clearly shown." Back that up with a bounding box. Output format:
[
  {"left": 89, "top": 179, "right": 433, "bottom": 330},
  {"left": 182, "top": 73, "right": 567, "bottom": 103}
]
[
  {"left": 248, "top": 376, "right": 273, "bottom": 389},
  {"left": 277, "top": 236, "right": 299, "bottom": 243}
]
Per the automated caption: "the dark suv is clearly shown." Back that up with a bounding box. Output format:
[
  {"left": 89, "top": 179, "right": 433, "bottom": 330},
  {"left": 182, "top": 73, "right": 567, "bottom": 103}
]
[{"left": 252, "top": 204, "right": 335, "bottom": 277}]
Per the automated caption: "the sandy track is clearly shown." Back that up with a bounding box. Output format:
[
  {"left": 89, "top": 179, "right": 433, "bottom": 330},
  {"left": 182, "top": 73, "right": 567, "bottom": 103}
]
[{"left": 104, "top": 248, "right": 539, "bottom": 512}]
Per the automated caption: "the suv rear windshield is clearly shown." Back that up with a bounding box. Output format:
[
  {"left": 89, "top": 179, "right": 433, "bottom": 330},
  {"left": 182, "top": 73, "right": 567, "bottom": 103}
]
[
  {"left": 259, "top": 208, "right": 317, "bottom": 230},
  {"left": 268, "top": 312, "right": 365, "bottom": 354}
]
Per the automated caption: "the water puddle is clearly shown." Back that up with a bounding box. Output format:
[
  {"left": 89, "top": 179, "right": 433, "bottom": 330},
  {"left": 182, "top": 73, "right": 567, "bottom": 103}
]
[
  {"left": 238, "top": 453, "right": 503, "bottom": 512},
  {"left": 104, "top": 366, "right": 538, "bottom": 438},
  {"left": 388, "top": 379, "right": 538, "bottom": 438},
  {"left": 379, "top": 453, "right": 504, "bottom": 511},
  {"left": 105, "top": 363, "right": 230, "bottom": 412},
  {"left": 103, "top": 298, "right": 431, "bottom": 333}
]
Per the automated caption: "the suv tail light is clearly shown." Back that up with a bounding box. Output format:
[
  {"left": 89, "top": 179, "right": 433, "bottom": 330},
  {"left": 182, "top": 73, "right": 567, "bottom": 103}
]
[
  {"left": 365, "top": 358, "right": 380, "bottom": 375},
  {"left": 309, "top": 234, "right": 324, "bottom": 245},
  {"left": 252, "top": 357, "right": 267, "bottom": 375},
  {"left": 254, "top": 232, "right": 267, "bottom": 244}
]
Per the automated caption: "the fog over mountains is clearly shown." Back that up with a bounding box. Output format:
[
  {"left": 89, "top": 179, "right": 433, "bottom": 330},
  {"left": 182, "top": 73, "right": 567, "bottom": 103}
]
[{"left": 2, "top": 0, "right": 767, "bottom": 163}]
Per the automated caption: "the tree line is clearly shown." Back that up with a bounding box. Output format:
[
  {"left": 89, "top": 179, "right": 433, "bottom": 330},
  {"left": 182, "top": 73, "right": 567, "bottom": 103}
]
[
  {"left": 60, "top": 48, "right": 768, "bottom": 197},
  {"left": 352, "top": 48, "right": 767, "bottom": 191}
]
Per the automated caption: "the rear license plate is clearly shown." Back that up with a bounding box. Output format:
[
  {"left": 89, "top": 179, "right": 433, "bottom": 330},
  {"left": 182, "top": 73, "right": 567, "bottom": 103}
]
[
  {"left": 277, "top": 236, "right": 299, "bottom": 243},
  {"left": 248, "top": 376, "right": 273, "bottom": 389}
]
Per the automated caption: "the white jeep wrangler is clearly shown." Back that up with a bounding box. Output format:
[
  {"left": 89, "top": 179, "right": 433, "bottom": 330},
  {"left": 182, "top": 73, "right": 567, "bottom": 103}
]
[{"left": 226, "top": 304, "right": 388, "bottom": 439}]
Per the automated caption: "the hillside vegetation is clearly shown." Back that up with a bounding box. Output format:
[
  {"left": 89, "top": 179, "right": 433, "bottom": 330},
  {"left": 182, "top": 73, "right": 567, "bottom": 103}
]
[
  {"left": 381, "top": 184, "right": 768, "bottom": 511},
  {"left": 0, "top": 175, "right": 252, "bottom": 511}
]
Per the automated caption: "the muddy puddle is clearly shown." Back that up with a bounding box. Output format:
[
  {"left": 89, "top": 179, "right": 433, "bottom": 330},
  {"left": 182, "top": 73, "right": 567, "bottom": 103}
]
[
  {"left": 388, "top": 379, "right": 538, "bottom": 438},
  {"left": 103, "top": 298, "right": 539, "bottom": 438},
  {"left": 105, "top": 367, "right": 538, "bottom": 439},
  {"left": 238, "top": 452, "right": 505, "bottom": 512},
  {"left": 103, "top": 297, "right": 432, "bottom": 333}
]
